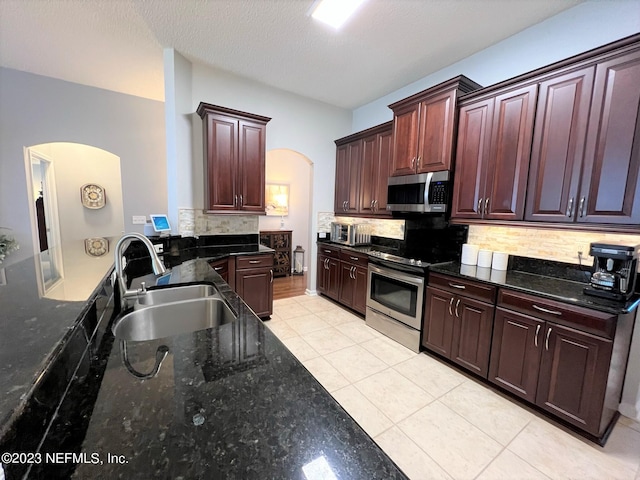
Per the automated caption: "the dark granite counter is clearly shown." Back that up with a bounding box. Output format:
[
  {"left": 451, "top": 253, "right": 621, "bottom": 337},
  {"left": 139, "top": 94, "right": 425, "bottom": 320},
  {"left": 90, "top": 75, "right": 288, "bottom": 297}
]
[
  {"left": 2, "top": 242, "right": 406, "bottom": 479},
  {"left": 430, "top": 260, "right": 640, "bottom": 315}
]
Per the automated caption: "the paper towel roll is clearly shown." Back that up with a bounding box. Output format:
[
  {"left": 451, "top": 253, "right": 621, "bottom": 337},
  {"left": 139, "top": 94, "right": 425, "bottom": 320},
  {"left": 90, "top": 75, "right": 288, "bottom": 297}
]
[
  {"left": 476, "top": 266, "right": 491, "bottom": 280},
  {"left": 477, "top": 249, "right": 493, "bottom": 268},
  {"left": 460, "top": 264, "right": 477, "bottom": 277},
  {"left": 492, "top": 252, "right": 509, "bottom": 270},
  {"left": 490, "top": 268, "right": 507, "bottom": 283},
  {"left": 461, "top": 244, "right": 479, "bottom": 265}
]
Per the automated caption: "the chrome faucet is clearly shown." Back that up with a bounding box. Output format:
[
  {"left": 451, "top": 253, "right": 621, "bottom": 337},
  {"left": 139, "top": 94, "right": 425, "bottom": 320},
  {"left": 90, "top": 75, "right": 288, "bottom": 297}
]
[{"left": 114, "top": 232, "right": 166, "bottom": 309}]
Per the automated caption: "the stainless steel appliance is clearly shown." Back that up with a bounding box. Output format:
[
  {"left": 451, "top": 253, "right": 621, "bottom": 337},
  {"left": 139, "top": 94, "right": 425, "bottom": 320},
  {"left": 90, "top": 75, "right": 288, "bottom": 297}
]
[
  {"left": 584, "top": 242, "right": 639, "bottom": 301},
  {"left": 366, "top": 256, "right": 426, "bottom": 352},
  {"left": 330, "top": 222, "right": 371, "bottom": 246},
  {"left": 365, "top": 223, "right": 468, "bottom": 352},
  {"left": 386, "top": 171, "right": 450, "bottom": 213}
]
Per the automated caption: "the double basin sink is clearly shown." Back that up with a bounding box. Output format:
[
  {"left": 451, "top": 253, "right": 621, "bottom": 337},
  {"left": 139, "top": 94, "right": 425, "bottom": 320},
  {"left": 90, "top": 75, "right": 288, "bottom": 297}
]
[{"left": 112, "top": 284, "right": 237, "bottom": 342}]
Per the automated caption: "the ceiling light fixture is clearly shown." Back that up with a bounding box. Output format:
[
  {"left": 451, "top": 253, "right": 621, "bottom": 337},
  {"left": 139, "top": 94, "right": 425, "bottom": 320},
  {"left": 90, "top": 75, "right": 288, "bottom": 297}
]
[{"left": 310, "top": 0, "right": 367, "bottom": 29}]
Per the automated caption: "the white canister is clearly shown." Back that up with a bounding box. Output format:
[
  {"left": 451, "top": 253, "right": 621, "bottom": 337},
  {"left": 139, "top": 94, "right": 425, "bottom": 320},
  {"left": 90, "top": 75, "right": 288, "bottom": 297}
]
[
  {"left": 477, "top": 249, "right": 493, "bottom": 268},
  {"left": 461, "top": 244, "right": 479, "bottom": 265},
  {"left": 492, "top": 252, "right": 509, "bottom": 270}
]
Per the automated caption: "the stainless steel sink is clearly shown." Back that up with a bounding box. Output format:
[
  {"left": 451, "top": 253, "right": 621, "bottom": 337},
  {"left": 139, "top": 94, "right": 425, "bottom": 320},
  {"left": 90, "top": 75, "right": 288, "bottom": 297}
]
[
  {"left": 113, "top": 297, "right": 237, "bottom": 341},
  {"left": 136, "top": 284, "right": 217, "bottom": 307}
]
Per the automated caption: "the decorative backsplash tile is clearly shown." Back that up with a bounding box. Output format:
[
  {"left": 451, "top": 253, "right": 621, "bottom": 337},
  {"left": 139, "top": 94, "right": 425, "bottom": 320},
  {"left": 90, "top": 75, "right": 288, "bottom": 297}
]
[
  {"left": 317, "top": 212, "right": 405, "bottom": 240},
  {"left": 468, "top": 225, "right": 640, "bottom": 270},
  {"left": 179, "top": 209, "right": 259, "bottom": 236}
]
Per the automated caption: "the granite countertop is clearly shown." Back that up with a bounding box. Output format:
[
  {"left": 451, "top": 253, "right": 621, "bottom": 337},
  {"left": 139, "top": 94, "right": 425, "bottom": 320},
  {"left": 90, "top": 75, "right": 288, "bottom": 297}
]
[
  {"left": 9, "top": 252, "right": 406, "bottom": 479},
  {"left": 430, "top": 261, "right": 640, "bottom": 315}
]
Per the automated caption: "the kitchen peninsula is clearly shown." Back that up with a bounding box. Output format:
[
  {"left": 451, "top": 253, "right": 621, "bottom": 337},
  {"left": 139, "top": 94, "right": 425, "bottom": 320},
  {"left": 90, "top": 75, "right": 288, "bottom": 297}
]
[{"left": 0, "top": 238, "right": 407, "bottom": 479}]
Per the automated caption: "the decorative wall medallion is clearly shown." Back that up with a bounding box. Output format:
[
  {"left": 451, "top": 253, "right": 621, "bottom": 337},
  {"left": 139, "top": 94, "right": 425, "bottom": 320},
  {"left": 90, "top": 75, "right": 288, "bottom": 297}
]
[
  {"left": 85, "top": 237, "right": 109, "bottom": 257},
  {"left": 80, "top": 183, "right": 106, "bottom": 209}
]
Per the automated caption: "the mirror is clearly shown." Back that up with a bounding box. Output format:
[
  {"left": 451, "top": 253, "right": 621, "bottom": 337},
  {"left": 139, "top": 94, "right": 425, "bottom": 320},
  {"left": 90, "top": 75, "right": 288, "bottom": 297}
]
[{"left": 24, "top": 142, "right": 125, "bottom": 300}]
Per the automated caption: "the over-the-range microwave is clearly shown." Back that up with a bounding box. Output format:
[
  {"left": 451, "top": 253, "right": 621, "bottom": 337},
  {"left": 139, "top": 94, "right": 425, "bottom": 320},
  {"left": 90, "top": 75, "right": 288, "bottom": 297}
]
[{"left": 386, "top": 171, "right": 450, "bottom": 213}]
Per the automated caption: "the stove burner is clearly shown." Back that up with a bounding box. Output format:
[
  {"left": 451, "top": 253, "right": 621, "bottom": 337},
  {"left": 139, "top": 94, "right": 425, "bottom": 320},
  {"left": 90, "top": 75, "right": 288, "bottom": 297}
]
[{"left": 368, "top": 250, "right": 428, "bottom": 268}]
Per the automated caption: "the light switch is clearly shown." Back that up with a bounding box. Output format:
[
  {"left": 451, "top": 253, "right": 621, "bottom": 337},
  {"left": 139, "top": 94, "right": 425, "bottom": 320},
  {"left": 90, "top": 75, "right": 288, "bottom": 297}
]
[{"left": 132, "top": 215, "right": 147, "bottom": 225}]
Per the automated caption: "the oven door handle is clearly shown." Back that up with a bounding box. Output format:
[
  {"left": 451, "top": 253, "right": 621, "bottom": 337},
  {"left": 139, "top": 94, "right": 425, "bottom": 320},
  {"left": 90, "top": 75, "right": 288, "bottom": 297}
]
[{"left": 368, "top": 264, "right": 424, "bottom": 287}]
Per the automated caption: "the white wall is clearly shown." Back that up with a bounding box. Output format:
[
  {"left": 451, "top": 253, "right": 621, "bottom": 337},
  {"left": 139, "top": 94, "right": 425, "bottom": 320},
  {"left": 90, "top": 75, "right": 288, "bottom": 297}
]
[
  {"left": 352, "top": 0, "right": 640, "bottom": 131},
  {"left": 0, "top": 67, "right": 167, "bottom": 264},
  {"left": 259, "top": 149, "right": 313, "bottom": 274},
  {"left": 163, "top": 55, "right": 352, "bottom": 290}
]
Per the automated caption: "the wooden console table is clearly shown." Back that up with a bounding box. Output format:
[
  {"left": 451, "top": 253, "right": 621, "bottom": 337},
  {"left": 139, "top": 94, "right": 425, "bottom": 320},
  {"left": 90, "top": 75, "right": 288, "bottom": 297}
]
[{"left": 260, "top": 230, "right": 292, "bottom": 277}]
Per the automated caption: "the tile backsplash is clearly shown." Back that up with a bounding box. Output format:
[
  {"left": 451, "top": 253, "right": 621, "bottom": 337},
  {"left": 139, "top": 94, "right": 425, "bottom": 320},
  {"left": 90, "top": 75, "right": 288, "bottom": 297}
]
[
  {"left": 468, "top": 225, "right": 640, "bottom": 269},
  {"left": 179, "top": 209, "right": 259, "bottom": 236},
  {"left": 318, "top": 212, "right": 405, "bottom": 240}
]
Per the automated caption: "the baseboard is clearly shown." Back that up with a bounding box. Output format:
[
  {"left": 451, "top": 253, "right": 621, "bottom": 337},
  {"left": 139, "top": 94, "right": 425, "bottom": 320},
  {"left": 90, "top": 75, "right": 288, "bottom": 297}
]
[
  {"left": 305, "top": 289, "right": 318, "bottom": 296},
  {"left": 619, "top": 402, "right": 640, "bottom": 422}
]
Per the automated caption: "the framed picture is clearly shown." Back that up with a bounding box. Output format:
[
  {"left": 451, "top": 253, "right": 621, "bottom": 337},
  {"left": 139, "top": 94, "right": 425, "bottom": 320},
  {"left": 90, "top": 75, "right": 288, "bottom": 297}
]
[{"left": 265, "top": 184, "right": 289, "bottom": 216}]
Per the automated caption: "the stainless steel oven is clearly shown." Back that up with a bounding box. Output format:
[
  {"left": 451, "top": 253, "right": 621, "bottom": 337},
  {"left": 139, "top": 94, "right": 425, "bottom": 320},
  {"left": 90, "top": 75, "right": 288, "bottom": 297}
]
[{"left": 366, "top": 262, "right": 425, "bottom": 352}]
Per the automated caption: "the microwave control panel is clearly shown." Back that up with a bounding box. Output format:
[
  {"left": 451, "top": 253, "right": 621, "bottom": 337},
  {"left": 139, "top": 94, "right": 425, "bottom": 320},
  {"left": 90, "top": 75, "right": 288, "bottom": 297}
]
[{"left": 429, "top": 181, "right": 448, "bottom": 205}]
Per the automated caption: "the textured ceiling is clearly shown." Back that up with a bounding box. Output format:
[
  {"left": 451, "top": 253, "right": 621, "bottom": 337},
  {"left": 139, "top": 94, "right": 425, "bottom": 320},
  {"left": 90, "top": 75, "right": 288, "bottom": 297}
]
[{"left": 0, "top": 0, "right": 583, "bottom": 109}]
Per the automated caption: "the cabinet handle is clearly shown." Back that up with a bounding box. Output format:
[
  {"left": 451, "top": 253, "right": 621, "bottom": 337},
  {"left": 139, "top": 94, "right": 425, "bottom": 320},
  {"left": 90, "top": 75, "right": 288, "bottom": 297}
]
[
  {"left": 324, "top": 258, "right": 329, "bottom": 270},
  {"left": 373, "top": 199, "right": 378, "bottom": 212},
  {"left": 534, "top": 324, "right": 541, "bottom": 348},
  {"left": 350, "top": 256, "right": 359, "bottom": 261},
  {"left": 352, "top": 266, "right": 356, "bottom": 279},
  {"left": 484, "top": 197, "right": 490, "bottom": 215},
  {"left": 411, "top": 157, "right": 416, "bottom": 169},
  {"left": 532, "top": 304, "right": 562, "bottom": 316},
  {"left": 270, "top": 270, "right": 273, "bottom": 283},
  {"left": 478, "top": 198, "right": 484, "bottom": 216},
  {"left": 239, "top": 194, "right": 243, "bottom": 207},
  {"left": 323, "top": 249, "right": 332, "bottom": 254},
  {"left": 234, "top": 194, "right": 238, "bottom": 207},
  {"left": 214, "top": 266, "right": 223, "bottom": 271},
  {"left": 249, "top": 260, "right": 261, "bottom": 264},
  {"left": 448, "top": 297, "right": 454, "bottom": 316},
  {"left": 578, "top": 196, "right": 585, "bottom": 217},
  {"left": 455, "top": 299, "right": 461, "bottom": 318},
  {"left": 448, "top": 283, "right": 466, "bottom": 290},
  {"left": 545, "top": 327, "right": 552, "bottom": 351},
  {"left": 416, "top": 156, "right": 421, "bottom": 169},
  {"left": 371, "top": 200, "right": 375, "bottom": 210},
  {"left": 566, "top": 197, "right": 574, "bottom": 217}
]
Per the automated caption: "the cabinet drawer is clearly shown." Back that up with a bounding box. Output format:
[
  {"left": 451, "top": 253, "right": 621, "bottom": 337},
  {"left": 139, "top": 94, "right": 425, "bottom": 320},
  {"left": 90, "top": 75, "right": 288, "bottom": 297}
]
[
  {"left": 498, "top": 289, "right": 616, "bottom": 339},
  {"left": 429, "top": 273, "right": 497, "bottom": 304},
  {"left": 339, "top": 250, "right": 369, "bottom": 267},
  {"left": 318, "top": 244, "right": 341, "bottom": 259},
  {"left": 236, "top": 254, "right": 274, "bottom": 270}
]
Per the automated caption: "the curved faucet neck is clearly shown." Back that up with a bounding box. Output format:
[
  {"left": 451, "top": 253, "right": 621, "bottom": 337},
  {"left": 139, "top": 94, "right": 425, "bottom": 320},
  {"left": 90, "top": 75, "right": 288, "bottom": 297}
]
[{"left": 114, "top": 232, "right": 167, "bottom": 309}]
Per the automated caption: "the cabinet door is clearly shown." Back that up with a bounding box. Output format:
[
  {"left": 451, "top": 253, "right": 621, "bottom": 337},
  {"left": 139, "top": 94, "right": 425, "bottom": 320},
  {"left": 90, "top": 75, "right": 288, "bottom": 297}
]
[
  {"left": 209, "top": 258, "right": 229, "bottom": 284},
  {"left": 579, "top": 50, "right": 640, "bottom": 224},
  {"left": 236, "top": 267, "right": 273, "bottom": 317},
  {"left": 451, "top": 99, "right": 494, "bottom": 219},
  {"left": 525, "top": 68, "right": 595, "bottom": 222},
  {"left": 205, "top": 114, "right": 238, "bottom": 211},
  {"left": 417, "top": 89, "right": 456, "bottom": 172},
  {"left": 334, "top": 141, "right": 361, "bottom": 214},
  {"left": 374, "top": 129, "right": 393, "bottom": 215},
  {"left": 484, "top": 84, "right": 537, "bottom": 220},
  {"left": 352, "top": 265, "right": 368, "bottom": 315},
  {"left": 325, "top": 258, "right": 341, "bottom": 301},
  {"left": 391, "top": 103, "right": 420, "bottom": 176},
  {"left": 536, "top": 323, "right": 613, "bottom": 435},
  {"left": 489, "top": 308, "right": 544, "bottom": 403},
  {"left": 317, "top": 255, "right": 328, "bottom": 294},
  {"left": 238, "top": 120, "right": 266, "bottom": 212},
  {"left": 359, "top": 134, "right": 378, "bottom": 215},
  {"left": 450, "top": 296, "right": 494, "bottom": 378},
  {"left": 339, "top": 263, "right": 356, "bottom": 308},
  {"left": 422, "top": 287, "right": 454, "bottom": 357}
]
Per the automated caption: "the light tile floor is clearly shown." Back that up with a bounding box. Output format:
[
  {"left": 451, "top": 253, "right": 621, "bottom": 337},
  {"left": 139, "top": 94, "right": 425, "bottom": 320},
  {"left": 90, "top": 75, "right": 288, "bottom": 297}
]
[{"left": 267, "top": 295, "right": 640, "bottom": 480}]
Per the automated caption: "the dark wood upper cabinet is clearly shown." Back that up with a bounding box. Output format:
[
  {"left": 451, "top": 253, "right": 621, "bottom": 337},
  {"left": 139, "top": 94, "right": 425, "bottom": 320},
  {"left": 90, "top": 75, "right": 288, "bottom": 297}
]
[
  {"left": 452, "top": 84, "right": 537, "bottom": 221},
  {"left": 334, "top": 122, "right": 393, "bottom": 217},
  {"left": 525, "top": 67, "right": 595, "bottom": 222},
  {"left": 580, "top": 49, "right": 640, "bottom": 224},
  {"left": 197, "top": 103, "right": 271, "bottom": 213},
  {"left": 389, "top": 76, "right": 482, "bottom": 177}
]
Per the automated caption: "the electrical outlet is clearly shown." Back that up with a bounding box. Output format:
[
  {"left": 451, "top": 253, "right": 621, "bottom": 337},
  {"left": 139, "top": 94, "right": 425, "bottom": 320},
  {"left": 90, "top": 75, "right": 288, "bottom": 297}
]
[{"left": 132, "top": 215, "right": 147, "bottom": 225}]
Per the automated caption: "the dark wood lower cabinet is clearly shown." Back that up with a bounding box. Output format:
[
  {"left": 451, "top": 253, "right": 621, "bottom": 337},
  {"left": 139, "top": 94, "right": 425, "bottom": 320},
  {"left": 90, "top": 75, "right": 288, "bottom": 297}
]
[
  {"left": 208, "top": 258, "right": 229, "bottom": 283},
  {"left": 422, "top": 283, "right": 494, "bottom": 378},
  {"left": 489, "top": 289, "right": 634, "bottom": 439},
  {"left": 316, "top": 244, "right": 368, "bottom": 315},
  {"left": 234, "top": 254, "right": 274, "bottom": 318}
]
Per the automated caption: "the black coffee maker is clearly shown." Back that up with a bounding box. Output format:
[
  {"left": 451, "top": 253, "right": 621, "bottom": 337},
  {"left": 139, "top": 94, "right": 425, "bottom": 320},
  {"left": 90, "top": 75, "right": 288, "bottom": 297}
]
[{"left": 584, "top": 242, "right": 639, "bottom": 301}]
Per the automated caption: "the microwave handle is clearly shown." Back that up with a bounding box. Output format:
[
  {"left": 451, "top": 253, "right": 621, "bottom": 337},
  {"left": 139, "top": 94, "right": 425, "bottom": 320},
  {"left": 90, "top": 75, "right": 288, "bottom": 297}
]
[{"left": 422, "top": 172, "right": 434, "bottom": 206}]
